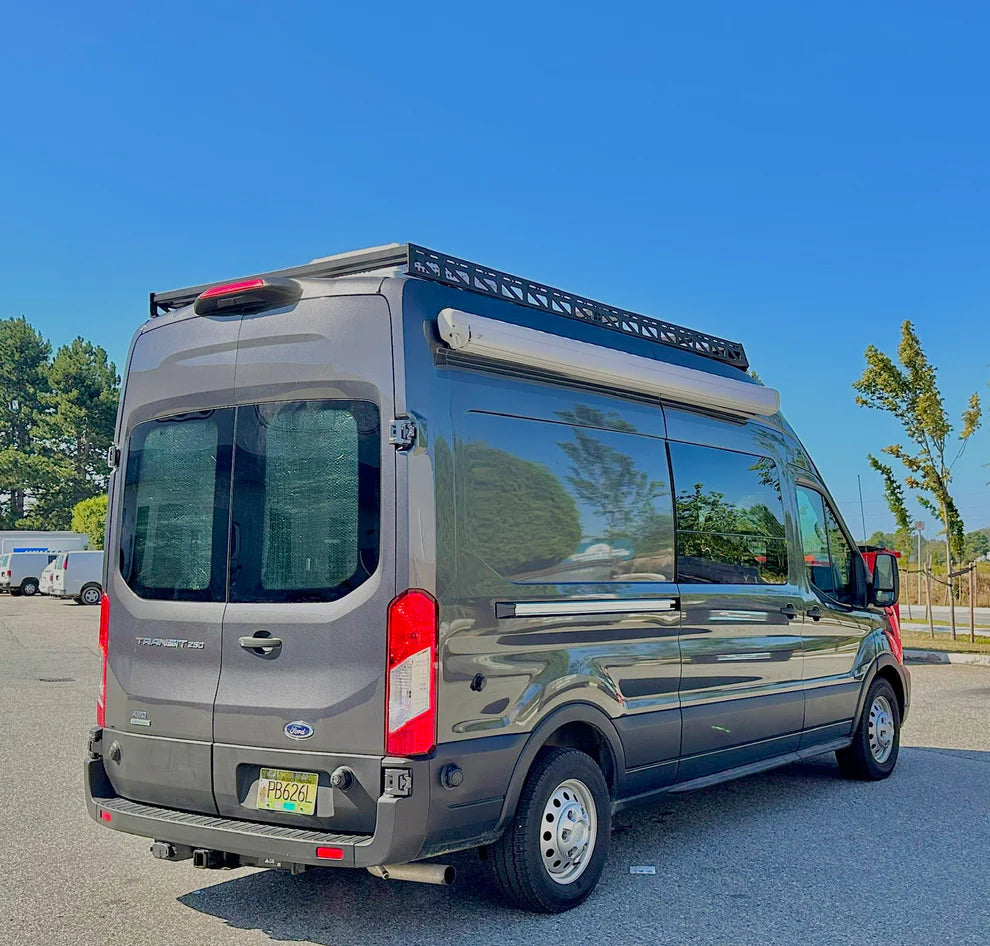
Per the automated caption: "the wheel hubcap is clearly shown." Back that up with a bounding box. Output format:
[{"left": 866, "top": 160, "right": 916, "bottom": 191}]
[
  {"left": 540, "top": 778, "right": 597, "bottom": 885},
  {"left": 83, "top": 588, "right": 100, "bottom": 604},
  {"left": 868, "top": 695, "right": 895, "bottom": 764}
]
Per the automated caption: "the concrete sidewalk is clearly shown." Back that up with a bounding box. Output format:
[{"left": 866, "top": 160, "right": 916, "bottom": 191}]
[{"left": 904, "top": 648, "right": 990, "bottom": 667}]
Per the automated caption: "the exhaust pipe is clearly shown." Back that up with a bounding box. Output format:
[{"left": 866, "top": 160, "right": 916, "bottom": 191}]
[{"left": 367, "top": 863, "right": 455, "bottom": 886}]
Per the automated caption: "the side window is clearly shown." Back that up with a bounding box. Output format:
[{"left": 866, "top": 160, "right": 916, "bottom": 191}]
[
  {"left": 120, "top": 411, "right": 233, "bottom": 601},
  {"left": 459, "top": 410, "right": 674, "bottom": 584},
  {"left": 669, "top": 442, "right": 788, "bottom": 585},
  {"left": 795, "top": 486, "right": 858, "bottom": 606}
]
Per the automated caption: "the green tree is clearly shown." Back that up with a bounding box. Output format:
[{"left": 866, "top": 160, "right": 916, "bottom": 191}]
[
  {"left": 0, "top": 318, "right": 51, "bottom": 525},
  {"left": 29, "top": 339, "right": 119, "bottom": 528},
  {"left": 71, "top": 494, "right": 108, "bottom": 550},
  {"left": 853, "top": 321, "right": 982, "bottom": 570},
  {"left": 964, "top": 529, "right": 990, "bottom": 563},
  {"left": 865, "top": 527, "right": 914, "bottom": 558}
]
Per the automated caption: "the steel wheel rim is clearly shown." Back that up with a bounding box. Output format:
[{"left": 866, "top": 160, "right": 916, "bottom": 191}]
[
  {"left": 540, "top": 777, "right": 597, "bottom": 885},
  {"left": 82, "top": 587, "right": 101, "bottom": 605},
  {"left": 868, "top": 694, "right": 895, "bottom": 764}
]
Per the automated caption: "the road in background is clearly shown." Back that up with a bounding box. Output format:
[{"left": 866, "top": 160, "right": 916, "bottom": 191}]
[
  {"left": 3, "top": 595, "right": 988, "bottom": 946},
  {"left": 899, "top": 603, "right": 990, "bottom": 628}
]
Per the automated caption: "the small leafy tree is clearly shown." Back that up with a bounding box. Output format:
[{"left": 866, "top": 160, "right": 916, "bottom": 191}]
[
  {"left": 71, "top": 494, "right": 108, "bottom": 550},
  {"left": 853, "top": 321, "right": 981, "bottom": 568}
]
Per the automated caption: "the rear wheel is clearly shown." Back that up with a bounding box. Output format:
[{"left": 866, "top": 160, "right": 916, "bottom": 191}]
[
  {"left": 491, "top": 747, "right": 610, "bottom": 913},
  {"left": 836, "top": 677, "right": 900, "bottom": 780},
  {"left": 20, "top": 579, "right": 38, "bottom": 597},
  {"left": 79, "top": 584, "right": 102, "bottom": 606}
]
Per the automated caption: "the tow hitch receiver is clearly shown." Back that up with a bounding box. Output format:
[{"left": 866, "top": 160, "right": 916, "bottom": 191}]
[{"left": 191, "top": 849, "right": 241, "bottom": 870}]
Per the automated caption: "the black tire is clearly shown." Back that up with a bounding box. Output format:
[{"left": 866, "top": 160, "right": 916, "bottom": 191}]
[
  {"left": 79, "top": 584, "right": 102, "bottom": 606},
  {"left": 491, "top": 747, "right": 611, "bottom": 913},
  {"left": 836, "top": 677, "right": 901, "bottom": 780},
  {"left": 20, "top": 579, "right": 38, "bottom": 597}
]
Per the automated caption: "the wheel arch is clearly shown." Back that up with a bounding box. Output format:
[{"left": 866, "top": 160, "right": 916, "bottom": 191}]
[
  {"left": 853, "top": 654, "right": 909, "bottom": 730},
  {"left": 493, "top": 702, "right": 625, "bottom": 835}
]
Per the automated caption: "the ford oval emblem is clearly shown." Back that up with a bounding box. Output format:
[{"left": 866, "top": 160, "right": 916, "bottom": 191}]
[{"left": 284, "top": 721, "right": 315, "bottom": 741}]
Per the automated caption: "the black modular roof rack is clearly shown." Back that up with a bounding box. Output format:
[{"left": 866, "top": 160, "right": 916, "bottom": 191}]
[{"left": 151, "top": 243, "right": 748, "bottom": 370}]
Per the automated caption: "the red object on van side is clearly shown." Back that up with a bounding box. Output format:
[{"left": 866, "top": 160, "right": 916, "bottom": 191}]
[{"left": 860, "top": 546, "right": 903, "bottom": 663}]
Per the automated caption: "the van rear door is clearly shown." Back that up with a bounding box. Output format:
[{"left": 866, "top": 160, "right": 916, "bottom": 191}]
[
  {"left": 106, "top": 313, "right": 240, "bottom": 814},
  {"left": 211, "top": 295, "right": 395, "bottom": 833}
]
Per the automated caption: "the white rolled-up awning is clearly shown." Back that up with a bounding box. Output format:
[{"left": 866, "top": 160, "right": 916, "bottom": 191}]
[{"left": 437, "top": 308, "right": 780, "bottom": 417}]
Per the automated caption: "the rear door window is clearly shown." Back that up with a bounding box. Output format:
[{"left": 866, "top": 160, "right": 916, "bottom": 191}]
[
  {"left": 120, "top": 400, "right": 380, "bottom": 604},
  {"left": 229, "top": 400, "right": 380, "bottom": 603},
  {"left": 119, "top": 411, "right": 233, "bottom": 601}
]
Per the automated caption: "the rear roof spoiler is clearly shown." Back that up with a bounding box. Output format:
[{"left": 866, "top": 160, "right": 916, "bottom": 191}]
[{"left": 151, "top": 243, "right": 749, "bottom": 371}]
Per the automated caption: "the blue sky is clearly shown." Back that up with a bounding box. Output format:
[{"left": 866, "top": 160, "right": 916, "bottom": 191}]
[{"left": 1, "top": 1, "right": 987, "bottom": 544}]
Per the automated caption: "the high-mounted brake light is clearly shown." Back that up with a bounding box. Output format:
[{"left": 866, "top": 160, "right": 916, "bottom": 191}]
[
  {"left": 96, "top": 592, "right": 109, "bottom": 727},
  {"left": 193, "top": 276, "right": 302, "bottom": 316},
  {"left": 198, "top": 278, "right": 266, "bottom": 299},
  {"left": 386, "top": 590, "right": 438, "bottom": 756}
]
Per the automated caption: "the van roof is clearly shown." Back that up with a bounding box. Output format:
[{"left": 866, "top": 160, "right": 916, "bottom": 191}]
[{"left": 150, "top": 243, "right": 749, "bottom": 372}]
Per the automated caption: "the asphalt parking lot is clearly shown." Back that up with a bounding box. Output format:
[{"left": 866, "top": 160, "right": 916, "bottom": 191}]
[{"left": 3, "top": 595, "right": 988, "bottom": 946}]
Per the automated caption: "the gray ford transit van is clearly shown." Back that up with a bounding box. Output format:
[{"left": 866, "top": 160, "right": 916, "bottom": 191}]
[{"left": 85, "top": 244, "right": 908, "bottom": 912}]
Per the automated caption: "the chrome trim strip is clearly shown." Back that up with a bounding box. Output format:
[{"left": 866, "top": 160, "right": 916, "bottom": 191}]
[{"left": 507, "top": 598, "right": 677, "bottom": 617}]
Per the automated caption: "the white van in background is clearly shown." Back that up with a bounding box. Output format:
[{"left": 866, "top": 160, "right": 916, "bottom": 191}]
[
  {"left": 39, "top": 555, "right": 65, "bottom": 595},
  {"left": 0, "top": 552, "right": 59, "bottom": 596},
  {"left": 53, "top": 550, "right": 104, "bottom": 605}
]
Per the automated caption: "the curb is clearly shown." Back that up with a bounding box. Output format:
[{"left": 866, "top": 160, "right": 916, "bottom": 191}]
[{"left": 903, "top": 649, "right": 990, "bottom": 667}]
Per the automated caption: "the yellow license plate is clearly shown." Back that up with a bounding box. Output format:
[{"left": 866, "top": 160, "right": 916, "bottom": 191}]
[{"left": 256, "top": 768, "right": 318, "bottom": 816}]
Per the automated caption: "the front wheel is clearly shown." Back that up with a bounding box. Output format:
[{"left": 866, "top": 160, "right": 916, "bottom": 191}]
[
  {"left": 491, "top": 747, "right": 611, "bottom": 913},
  {"left": 20, "top": 579, "right": 38, "bottom": 597},
  {"left": 836, "top": 677, "right": 901, "bottom": 780},
  {"left": 79, "top": 584, "right": 102, "bottom": 606}
]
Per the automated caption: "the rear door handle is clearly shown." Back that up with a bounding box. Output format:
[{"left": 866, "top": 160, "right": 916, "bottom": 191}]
[
  {"left": 779, "top": 605, "right": 798, "bottom": 620},
  {"left": 239, "top": 634, "right": 283, "bottom": 653},
  {"left": 806, "top": 607, "right": 823, "bottom": 622}
]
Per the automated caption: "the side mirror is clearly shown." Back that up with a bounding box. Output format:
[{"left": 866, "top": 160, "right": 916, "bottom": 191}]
[{"left": 870, "top": 552, "right": 899, "bottom": 607}]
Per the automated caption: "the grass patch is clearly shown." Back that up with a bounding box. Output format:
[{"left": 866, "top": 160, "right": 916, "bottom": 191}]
[{"left": 900, "top": 630, "right": 990, "bottom": 655}]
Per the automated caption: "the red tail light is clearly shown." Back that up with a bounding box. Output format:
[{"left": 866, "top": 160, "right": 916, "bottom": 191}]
[
  {"left": 315, "top": 846, "right": 344, "bottom": 860},
  {"left": 385, "top": 590, "right": 438, "bottom": 756},
  {"left": 96, "top": 592, "right": 110, "bottom": 727}
]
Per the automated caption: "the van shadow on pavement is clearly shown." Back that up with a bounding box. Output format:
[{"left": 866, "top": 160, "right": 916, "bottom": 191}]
[{"left": 176, "top": 756, "right": 862, "bottom": 945}]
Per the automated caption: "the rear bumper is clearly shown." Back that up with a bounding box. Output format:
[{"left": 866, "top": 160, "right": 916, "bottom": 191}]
[{"left": 85, "top": 747, "right": 430, "bottom": 869}]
